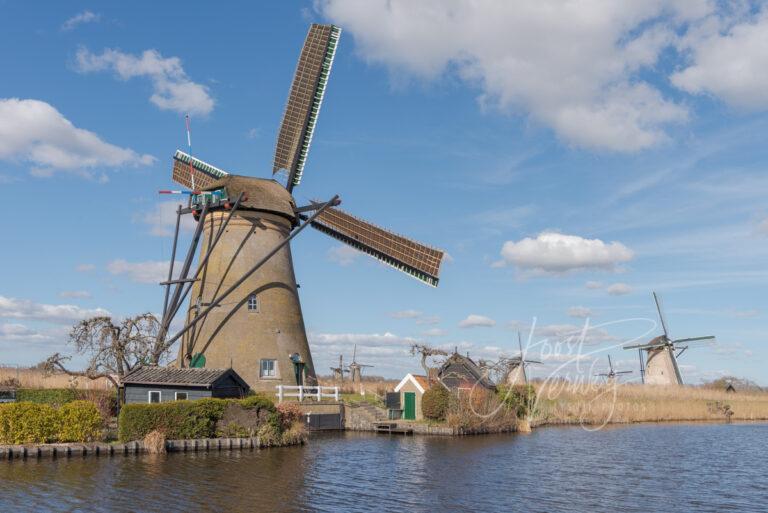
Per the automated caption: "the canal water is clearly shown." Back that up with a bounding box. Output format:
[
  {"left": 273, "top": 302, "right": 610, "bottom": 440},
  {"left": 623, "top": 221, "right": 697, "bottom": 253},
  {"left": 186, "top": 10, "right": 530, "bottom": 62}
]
[{"left": 1, "top": 423, "right": 766, "bottom": 512}]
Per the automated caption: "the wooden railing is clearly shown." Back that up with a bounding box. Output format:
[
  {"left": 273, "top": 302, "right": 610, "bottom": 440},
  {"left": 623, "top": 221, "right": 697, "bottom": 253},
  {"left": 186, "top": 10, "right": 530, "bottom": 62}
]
[{"left": 275, "top": 385, "right": 339, "bottom": 402}]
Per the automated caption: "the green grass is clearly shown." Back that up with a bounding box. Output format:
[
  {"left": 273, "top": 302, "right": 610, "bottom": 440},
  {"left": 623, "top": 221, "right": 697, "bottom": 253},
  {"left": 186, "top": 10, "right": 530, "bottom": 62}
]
[{"left": 340, "top": 393, "right": 384, "bottom": 408}]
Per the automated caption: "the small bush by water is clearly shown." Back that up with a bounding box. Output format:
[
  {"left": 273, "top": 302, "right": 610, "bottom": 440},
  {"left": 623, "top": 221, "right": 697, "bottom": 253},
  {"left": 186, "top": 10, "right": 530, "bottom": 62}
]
[
  {"left": 0, "top": 400, "right": 103, "bottom": 444},
  {"left": 422, "top": 385, "right": 451, "bottom": 420}
]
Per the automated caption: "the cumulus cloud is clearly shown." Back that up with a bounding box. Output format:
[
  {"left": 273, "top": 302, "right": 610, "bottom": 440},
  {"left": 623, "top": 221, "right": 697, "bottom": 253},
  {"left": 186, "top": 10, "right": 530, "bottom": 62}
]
[
  {"left": 138, "top": 201, "right": 197, "bottom": 237},
  {"left": 75, "top": 48, "right": 214, "bottom": 116},
  {"left": 606, "top": 282, "right": 633, "bottom": 296},
  {"left": 390, "top": 309, "right": 422, "bottom": 319},
  {"left": 497, "top": 232, "right": 633, "bottom": 274},
  {"left": 458, "top": 314, "right": 496, "bottom": 329},
  {"left": 327, "top": 245, "right": 361, "bottom": 266},
  {"left": 0, "top": 98, "right": 154, "bottom": 177},
  {"left": 672, "top": 9, "right": 768, "bottom": 110},
  {"left": 318, "top": 0, "right": 701, "bottom": 151},
  {"left": 62, "top": 10, "right": 100, "bottom": 31},
  {"left": 567, "top": 306, "right": 593, "bottom": 319},
  {"left": 0, "top": 323, "right": 51, "bottom": 342},
  {"left": 107, "top": 259, "right": 177, "bottom": 284},
  {"left": 59, "top": 290, "right": 91, "bottom": 299},
  {"left": 0, "top": 296, "right": 109, "bottom": 324}
]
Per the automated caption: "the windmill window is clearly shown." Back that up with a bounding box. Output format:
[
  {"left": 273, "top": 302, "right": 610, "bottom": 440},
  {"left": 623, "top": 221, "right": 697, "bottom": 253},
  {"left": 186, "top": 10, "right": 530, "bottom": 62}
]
[
  {"left": 247, "top": 294, "right": 259, "bottom": 312},
  {"left": 148, "top": 391, "right": 161, "bottom": 403},
  {"left": 175, "top": 392, "right": 188, "bottom": 401},
  {"left": 260, "top": 359, "right": 277, "bottom": 378}
]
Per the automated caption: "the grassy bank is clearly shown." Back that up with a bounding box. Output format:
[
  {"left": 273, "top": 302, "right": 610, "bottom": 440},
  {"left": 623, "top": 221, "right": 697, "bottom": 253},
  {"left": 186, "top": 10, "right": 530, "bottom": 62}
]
[{"left": 533, "top": 383, "right": 768, "bottom": 426}]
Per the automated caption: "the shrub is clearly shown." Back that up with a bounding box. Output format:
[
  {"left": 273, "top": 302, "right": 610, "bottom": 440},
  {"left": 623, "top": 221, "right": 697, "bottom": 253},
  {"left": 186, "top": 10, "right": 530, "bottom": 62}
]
[
  {"left": 0, "top": 402, "right": 60, "bottom": 444},
  {"left": 118, "top": 396, "right": 278, "bottom": 442},
  {"left": 58, "top": 400, "right": 103, "bottom": 442},
  {"left": 257, "top": 413, "right": 283, "bottom": 447},
  {"left": 276, "top": 402, "right": 303, "bottom": 430},
  {"left": 497, "top": 384, "right": 537, "bottom": 418},
  {"left": 422, "top": 384, "right": 452, "bottom": 420},
  {"left": 16, "top": 388, "right": 78, "bottom": 406}
]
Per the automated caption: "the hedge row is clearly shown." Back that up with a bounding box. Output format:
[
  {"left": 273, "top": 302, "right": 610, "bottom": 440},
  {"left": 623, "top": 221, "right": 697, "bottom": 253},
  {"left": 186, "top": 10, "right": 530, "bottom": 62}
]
[
  {"left": 0, "top": 401, "right": 103, "bottom": 444},
  {"left": 16, "top": 388, "right": 79, "bottom": 406},
  {"left": 117, "top": 395, "right": 276, "bottom": 442}
]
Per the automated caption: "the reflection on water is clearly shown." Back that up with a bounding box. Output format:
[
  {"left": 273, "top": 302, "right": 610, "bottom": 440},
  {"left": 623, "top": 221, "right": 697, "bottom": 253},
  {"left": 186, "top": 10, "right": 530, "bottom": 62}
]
[{"left": 1, "top": 423, "right": 767, "bottom": 512}]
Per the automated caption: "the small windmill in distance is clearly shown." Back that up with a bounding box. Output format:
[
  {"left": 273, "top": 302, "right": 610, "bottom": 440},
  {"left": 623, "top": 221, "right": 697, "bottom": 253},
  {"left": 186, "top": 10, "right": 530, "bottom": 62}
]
[
  {"left": 330, "top": 355, "right": 347, "bottom": 382},
  {"left": 624, "top": 292, "right": 715, "bottom": 385},
  {"left": 501, "top": 332, "right": 541, "bottom": 386},
  {"left": 595, "top": 355, "right": 632, "bottom": 383},
  {"left": 347, "top": 344, "right": 373, "bottom": 383}
]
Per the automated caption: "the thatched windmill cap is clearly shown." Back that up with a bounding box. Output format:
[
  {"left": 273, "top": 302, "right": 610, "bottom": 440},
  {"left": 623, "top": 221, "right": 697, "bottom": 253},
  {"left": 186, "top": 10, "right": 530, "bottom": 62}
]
[{"left": 203, "top": 175, "right": 297, "bottom": 221}]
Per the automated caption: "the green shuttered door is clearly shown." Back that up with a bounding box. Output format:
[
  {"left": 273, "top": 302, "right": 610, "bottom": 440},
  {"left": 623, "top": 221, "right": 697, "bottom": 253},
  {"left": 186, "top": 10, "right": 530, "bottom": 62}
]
[{"left": 403, "top": 392, "right": 416, "bottom": 420}]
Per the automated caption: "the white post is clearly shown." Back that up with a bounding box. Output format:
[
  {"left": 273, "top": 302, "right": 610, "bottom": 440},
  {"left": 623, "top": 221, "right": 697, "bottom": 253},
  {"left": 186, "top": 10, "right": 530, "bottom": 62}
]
[
  {"left": 277, "top": 385, "right": 284, "bottom": 403},
  {"left": 334, "top": 386, "right": 339, "bottom": 402},
  {"left": 298, "top": 386, "right": 304, "bottom": 402},
  {"left": 317, "top": 386, "right": 321, "bottom": 401}
]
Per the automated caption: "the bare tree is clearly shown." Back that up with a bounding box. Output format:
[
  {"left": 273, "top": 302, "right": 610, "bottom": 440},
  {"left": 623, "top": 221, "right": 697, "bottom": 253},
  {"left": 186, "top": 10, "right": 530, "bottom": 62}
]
[
  {"left": 44, "top": 313, "right": 167, "bottom": 388},
  {"left": 410, "top": 343, "right": 448, "bottom": 379}
]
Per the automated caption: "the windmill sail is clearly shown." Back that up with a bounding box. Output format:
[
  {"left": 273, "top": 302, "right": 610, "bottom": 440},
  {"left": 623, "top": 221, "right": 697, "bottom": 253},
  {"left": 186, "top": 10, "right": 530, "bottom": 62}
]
[
  {"left": 311, "top": 206, "right": 444, "bottom": 287},
  {"left": 273, "top": 24, "right": 341, "bottom": 191},
  {"left": 172, "top": 150, "right": 229, "bottom": 190}
]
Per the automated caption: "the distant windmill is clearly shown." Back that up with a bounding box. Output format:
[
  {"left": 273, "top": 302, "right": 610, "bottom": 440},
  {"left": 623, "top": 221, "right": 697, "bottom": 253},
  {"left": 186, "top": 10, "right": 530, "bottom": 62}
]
[
  {"left": 595, "top": 355, "right": 632, "bottom": 383},
  {"left": 501, "top": 332, "right": 541, "bottom": 386},
  {"left": 624, "top": 292, "right": 715, "bottom": 385},
  {"left": 347, "top": 344, "right": 373, "bottom": 383},
  {"left": 330, "top": 355, "right": 348, "bottom": 382}
]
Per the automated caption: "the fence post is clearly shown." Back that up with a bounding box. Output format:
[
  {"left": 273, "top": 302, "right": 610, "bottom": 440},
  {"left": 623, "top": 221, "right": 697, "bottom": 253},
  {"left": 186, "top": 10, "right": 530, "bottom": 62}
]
[
  {"left": 298, "top": 386, "right": 303, "bottom": 402},
  {"left": 334, "top": 386, "right": 339, "bottom": 401},
  {"left": 277, "top": 385, "right": 284, "bottom": 403},
  {"left": 317, "top": 386, "right": 321, "bottom": 401}
]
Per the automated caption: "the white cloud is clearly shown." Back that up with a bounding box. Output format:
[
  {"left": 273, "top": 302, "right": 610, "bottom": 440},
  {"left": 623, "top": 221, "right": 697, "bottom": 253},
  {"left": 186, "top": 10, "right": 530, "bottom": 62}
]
[
  {"left": 59, "top": 290, "right": 91, "bottom": 299},
  {"left": 732, "top": 309, "right": 759, "bottom": 319},
  {"left": 497, "top": 232, "right": 633, "bottom": 274},
  {"left": 75, "top": 48, "right": 214, "bottom": 116},
  {"left": 415, "top": 315, "right": 440, "bottom": 325},
  {"left": 586, "top": 281, "right": 604, "bottom": 289},
  {"left": 567, "top": 306, "right": 593, "bottom": 319},
  {"left": 75, "top": 263, "right": 96, "bottom": 272},
  {"left": 606, "top": 282, "right": 633, "bottom": 296},
  {"left": 422, "top": 328, "right": 447, "bottom": 337},
  {"left": 672, "top": 10, "right": 768, "bottom": 110},
  {"left": 319, "top": 0, "right": 698, "bottom": 151},
  {"left": 535, "top": 323, "right": 617, "bottom": 346},
  {"left": 390, "top": 309, "right": 422, "bottom": 319},
  {"left": 139, "top": 201, "right": 197, "bottom": 237},
  {"left": 107, "top": 259, "right": 176, "bottom": 284},
  {"left": 0, "top": 323, "right": 51, "bottom": 342},
  {"left": 0, "top": 296, "right": 109, "bottom": 324},
  {"left": 62, "top": 10, "right": 100, "bottom": 31},
  {"left": 327, "top": 245, "right": 361, "bottom": 266},
  {"left": 0, "top": 98, "right": 154, "bottom": 177},
  {"left": 458, "top": 314, "right": 496, "bottom": 329}
]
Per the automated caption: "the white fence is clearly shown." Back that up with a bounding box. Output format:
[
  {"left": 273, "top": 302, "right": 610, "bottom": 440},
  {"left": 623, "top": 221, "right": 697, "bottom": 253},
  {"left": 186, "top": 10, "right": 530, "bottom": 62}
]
[{"left": 276, "top": 385, "right": 339, "bottom": 402}]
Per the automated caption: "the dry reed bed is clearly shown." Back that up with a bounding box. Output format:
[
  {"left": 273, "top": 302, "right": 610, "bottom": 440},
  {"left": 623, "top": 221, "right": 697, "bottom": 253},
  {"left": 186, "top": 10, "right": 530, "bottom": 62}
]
[
  {"left": 0, "top": 367, "right": 113, "bottom": 390},
  {"left": 533, "top": 383, "right": 768, "bottom": 425}
]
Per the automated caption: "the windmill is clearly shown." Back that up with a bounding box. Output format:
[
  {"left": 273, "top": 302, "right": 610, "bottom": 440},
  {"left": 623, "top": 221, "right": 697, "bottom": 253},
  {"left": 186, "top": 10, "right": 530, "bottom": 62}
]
[
  {"left": 594, "top": 355, "right": 632, "bottom": 383},
  {"left": 501, "top": 332, "right": 541, "bottom": 386},
  {"left": 330, "top": 355, "right": 348, "bottom": 382},
  {"left": 623, "top": 292, "right": 715, "bottom": 385},
  {"left": 156, "top": 24, "right": 445, "bottom": 392},
  {"left": 347, "top": 344, "right": 373, "bottom": 383}
]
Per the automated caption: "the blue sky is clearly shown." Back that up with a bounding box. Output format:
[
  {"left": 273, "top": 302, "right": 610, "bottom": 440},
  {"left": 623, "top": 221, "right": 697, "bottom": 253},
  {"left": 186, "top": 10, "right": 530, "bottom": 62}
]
[{"left": 1, "top": 1, "right": 766, "bottom": 384}]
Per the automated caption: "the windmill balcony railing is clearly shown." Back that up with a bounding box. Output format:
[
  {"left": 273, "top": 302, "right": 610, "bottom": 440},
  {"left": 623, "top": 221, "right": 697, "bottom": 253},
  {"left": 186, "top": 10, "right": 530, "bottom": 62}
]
[{"left": 276, "top": 385, "right": 339, "bottom": 403}]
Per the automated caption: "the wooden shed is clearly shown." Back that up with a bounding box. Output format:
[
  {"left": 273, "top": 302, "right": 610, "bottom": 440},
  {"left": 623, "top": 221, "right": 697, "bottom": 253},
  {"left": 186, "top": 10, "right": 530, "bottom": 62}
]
[
  {"left": 438, "top": 352, "right": 495, "bottom": 392},
  {"left": 394, "top": 373, "right": 431, "bottom": 420},
  {"left": 121, "top": 367, "right": 249, "bottom": 404}
]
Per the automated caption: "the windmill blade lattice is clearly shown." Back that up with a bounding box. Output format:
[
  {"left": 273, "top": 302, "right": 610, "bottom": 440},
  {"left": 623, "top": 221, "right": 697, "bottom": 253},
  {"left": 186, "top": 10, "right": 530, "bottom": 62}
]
[
  {"left": 273, "top": 24, "right": 341, "bottom": 191},
  {"left": 311, "top": 206, "right": 444, "bottom": 286}
]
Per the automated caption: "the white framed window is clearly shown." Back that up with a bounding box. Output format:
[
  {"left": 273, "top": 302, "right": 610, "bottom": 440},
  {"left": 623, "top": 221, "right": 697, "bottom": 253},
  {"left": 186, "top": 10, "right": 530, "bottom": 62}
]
[
  {"left": 260, "top": 359, "right": 277, "bottom": 378},
  {"left": 247, "top": 294, "right": 259, "bottom": 312},
  {"left": 148, "top": 391, "right": 161, "bottom": 403},
  {"left": 175, "top": 392, "right": 188, "bottom": 401}
]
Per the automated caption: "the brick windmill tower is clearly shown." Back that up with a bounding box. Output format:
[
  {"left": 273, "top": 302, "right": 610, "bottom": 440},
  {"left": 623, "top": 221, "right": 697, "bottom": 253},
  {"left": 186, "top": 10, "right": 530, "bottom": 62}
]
[{"left": 157, "top": 25, "right": 445, "bottom": 392}]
